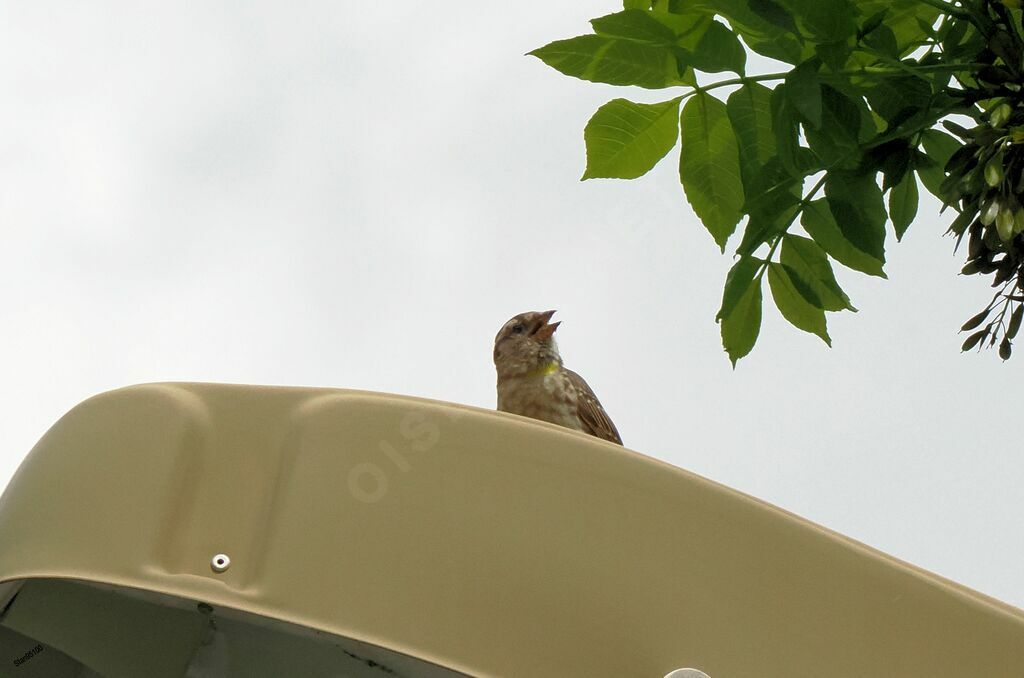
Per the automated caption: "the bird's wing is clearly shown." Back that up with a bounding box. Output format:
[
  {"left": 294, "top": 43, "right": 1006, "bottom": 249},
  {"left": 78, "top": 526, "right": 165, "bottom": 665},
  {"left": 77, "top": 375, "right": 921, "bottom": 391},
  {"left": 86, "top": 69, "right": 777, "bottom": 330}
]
[{"left": 565, "top": 369, "right": 623, "bottom": 445}]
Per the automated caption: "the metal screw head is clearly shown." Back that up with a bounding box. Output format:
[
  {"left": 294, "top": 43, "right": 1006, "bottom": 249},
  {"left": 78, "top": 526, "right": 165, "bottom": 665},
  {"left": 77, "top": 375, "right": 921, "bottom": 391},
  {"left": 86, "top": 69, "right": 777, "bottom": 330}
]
[
  {"left": 665, "top": 670, "right": 711, "bottom": 678},
  {"left": 210, "top": 553, "right": 231, "bottom": 573}
]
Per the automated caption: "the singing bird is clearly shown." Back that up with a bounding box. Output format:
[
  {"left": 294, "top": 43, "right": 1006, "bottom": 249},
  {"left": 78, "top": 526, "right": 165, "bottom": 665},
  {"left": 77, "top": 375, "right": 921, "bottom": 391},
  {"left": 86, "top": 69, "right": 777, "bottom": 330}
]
[{"left": 493, "top": 310, "right": 622, "bottom": 445}]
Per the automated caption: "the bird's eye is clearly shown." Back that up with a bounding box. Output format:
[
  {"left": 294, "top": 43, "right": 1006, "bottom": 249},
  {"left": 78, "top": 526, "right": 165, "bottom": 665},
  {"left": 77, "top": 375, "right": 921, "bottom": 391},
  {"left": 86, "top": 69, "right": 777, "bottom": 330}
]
[{"left": 511, "top": 323, "right": 525, "bottom": 334}]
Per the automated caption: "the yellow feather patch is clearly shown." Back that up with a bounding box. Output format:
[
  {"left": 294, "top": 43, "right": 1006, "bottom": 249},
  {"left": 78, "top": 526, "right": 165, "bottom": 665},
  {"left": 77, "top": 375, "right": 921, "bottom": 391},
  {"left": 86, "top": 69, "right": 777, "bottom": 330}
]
[{"left": 527, "top": 362, "right": 559, "bottom": 377}]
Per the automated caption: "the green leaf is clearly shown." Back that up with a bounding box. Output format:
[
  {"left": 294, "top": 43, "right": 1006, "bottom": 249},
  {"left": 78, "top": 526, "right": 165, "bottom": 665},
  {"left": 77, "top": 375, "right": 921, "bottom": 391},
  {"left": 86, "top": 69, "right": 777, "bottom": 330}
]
[
  {"left": 592, "top": 10, "right": 677, "bottom": 45},
  {"left": 754, "top": 154, "right": 804, "bottom": 199},
  {"left": 717, "top": 255, "right": 762, "bottom": 321},
  {"left": 948, "top": 206, "right": 976, "bottom": 237},
  {"left": 720, "top": 270, "right": 763, "bottom": 366},
  {"left": 727, "top": 83, "right": 776, "bottom": 191},
  {"left": 914, "top": 156, "right": 944, "bottom": 201},
  {"left": 770, "top": 84, "right": 804, "bottom": 175},
  {"left": 1008, "top": 306, "right": 1023, "bottom": 339},
  {"left": 984, "top": 153, "right": 1004, "bottom": 187},
  {"left": 961, "top": 329, "right": 986, "bottom": 352},
  {"left": 864, "top": 1, "right": 937, "bottom": 55},
  {"left": 960, "top": 307, "right": 991, "bottom": 331},
  {"left": 741, "top": 207, "right": 801, "bottom": 260},
  {"left": 738, "top": 159, "right": 802, "bottom": 254},
  {"left": 999, "top": 337, "right": 1012, "bottom": 361},
  {"left": 865, "top": 76, "right": 932, "bottom": 126},
  {"left": 742, "top": 30, "right": 808, "bottom": 65},
  {"left": 915, "top": 16, "right": 937, "bottom": 41},
  {"left": 888, "top": 172, "right": 919, "bottom": 240},
  {"left": 582, "top": 97, "right": 682, "bottom": 180},
  {"left": 940, "top": 14, "right": 970, "bottom": 52},
  {"left": 785, "top": 59, "right": 822, "bottom": 129},
  {"left": 854, "top": 90, "right": 882, "bottom": 141},
  {"left": 862, "top": 24, "right": 899, "bottom": 58},
  {"left": 689, "top": 19, "right": 746, "bottom": 74},
  {"left": 768, "top": 262, "right": 832, "bottom": 345},
  {"left": 747, "top": 0, "right": 799, "bottom": 36},
  {"left": 866, "top": 140, "right": 912, "bottom": 190},
  {"left": 803, "top": 85, "right": 865, "bottom": 169},
  {"left": 987, "top": 102, "right": 1011, "bottom": 129},
  {"left": 920, "top": 129, "right": 961, "bottom": 169},
  {"left": 780, "top": 263, "right": 824, "bottom": 308},
  {"left": 825, "top": 171, "right": 887, "bottom": 262},
  {"left": 858, "top": 9, "right": 889, "bottom": 39},
  {"left": 679, "top": 92, "right": 745, "bottom": 250},
  {"left": 815, "top": 41, "right": 852, "bottom": 72},
  {"left": 663, "top": 13, "right": 713, "bottom": 50},
  {"left": 802, "top": 198, "right": 886, "bottom": 277},
  {"left": 529, "top": 35, "right": 681, "bottom": 89},
  {"left": 989, "top": 30, "right": 1018, "bottom": 73},
  {"left": 680, "top": 0, "right": 808, "bottom": 64},
  {"left": 623, "top": 0, "right": 652, "bottom": 9},
  {"left": 780, "top": 0, "right": 857, "bottom": 43},
  {"left": 780, "top": 234, "right": 856, "bottom": 311},
  {"left": 738, "top": 210, "right": 793, "bottom": 255}
]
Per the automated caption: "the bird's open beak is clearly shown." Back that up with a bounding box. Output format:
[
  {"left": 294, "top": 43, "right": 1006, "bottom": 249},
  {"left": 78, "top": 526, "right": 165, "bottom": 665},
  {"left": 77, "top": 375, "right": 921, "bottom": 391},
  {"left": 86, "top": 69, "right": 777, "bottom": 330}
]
[{"left": 532, "top": 310, "right": 560, "bottom": 341}]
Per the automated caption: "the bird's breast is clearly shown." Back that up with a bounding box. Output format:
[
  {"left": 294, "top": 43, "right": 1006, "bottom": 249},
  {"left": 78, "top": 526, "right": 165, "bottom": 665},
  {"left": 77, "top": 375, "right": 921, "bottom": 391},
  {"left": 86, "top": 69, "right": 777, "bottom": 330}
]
[{"left": 496, "top": 371, "right": 581, "bottom": 431}]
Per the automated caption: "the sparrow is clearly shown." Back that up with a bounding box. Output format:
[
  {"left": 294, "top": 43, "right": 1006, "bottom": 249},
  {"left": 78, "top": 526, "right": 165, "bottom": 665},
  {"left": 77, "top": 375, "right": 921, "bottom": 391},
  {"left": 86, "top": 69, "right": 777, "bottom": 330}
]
[{"left": 493, "top": 310, "right": 622, "bottom": 445}]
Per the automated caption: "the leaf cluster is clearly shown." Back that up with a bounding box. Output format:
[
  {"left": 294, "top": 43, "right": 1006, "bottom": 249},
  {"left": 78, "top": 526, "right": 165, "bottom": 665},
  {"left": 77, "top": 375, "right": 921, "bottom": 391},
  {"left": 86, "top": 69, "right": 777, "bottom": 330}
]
[
  {"left": 937, "top": 7, "right": 1024, "bottom": 360},
  {"left": 531, "top": 0, "right": 1024, "bottom": 363}
]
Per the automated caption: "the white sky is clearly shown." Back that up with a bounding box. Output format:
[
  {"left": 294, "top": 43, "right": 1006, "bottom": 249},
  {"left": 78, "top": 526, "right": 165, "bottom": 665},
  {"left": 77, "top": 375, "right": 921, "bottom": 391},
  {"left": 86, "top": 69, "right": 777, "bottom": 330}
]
[{"left": 1, "top": 2, "right": 1021, "bottom": 610}]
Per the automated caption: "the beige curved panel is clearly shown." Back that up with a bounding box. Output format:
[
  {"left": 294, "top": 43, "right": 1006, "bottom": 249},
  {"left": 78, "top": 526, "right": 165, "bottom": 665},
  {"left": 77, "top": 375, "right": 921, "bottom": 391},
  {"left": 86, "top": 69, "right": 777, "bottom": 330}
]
[{"left": 0, "top": 383, "right": 1022, "bottom": 677}]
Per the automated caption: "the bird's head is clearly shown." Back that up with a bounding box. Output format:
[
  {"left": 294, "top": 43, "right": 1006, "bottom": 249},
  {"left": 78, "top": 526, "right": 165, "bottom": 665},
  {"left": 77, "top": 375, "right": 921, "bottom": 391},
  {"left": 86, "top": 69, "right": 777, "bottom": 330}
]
[{"left": 493, "top": 310, "right": 562, "bottom": 378}]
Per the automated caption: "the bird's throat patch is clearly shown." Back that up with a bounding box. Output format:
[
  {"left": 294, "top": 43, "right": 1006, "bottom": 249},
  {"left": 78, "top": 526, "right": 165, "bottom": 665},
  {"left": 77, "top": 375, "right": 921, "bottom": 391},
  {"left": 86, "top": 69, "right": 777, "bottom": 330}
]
[{"left": 528, "top": 361, "right": 560, "bottom": 378}]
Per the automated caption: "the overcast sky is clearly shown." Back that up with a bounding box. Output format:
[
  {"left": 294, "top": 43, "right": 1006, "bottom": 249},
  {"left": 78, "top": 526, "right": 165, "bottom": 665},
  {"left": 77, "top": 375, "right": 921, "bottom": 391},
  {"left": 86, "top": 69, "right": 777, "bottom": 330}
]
[{"left": 1, "top": 2, "right": 1021, "bottom": 610}]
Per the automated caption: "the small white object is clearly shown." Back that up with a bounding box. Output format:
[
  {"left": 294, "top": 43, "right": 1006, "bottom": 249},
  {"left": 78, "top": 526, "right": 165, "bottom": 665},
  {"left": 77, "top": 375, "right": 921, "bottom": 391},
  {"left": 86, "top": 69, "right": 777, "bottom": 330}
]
[
  {"left": 210, "top": 553, "right": 231, "bottom": 573},
  {"left": 664, "top": 670, "right": 711, "bottom": 678}
]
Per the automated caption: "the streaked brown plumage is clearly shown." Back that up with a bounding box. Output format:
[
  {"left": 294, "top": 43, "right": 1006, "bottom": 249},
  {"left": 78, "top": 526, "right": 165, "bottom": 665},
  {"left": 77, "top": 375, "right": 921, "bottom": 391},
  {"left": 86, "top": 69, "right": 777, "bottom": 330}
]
[{"left": 493, "top": 310, "right": 622, "bottom": 445}]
